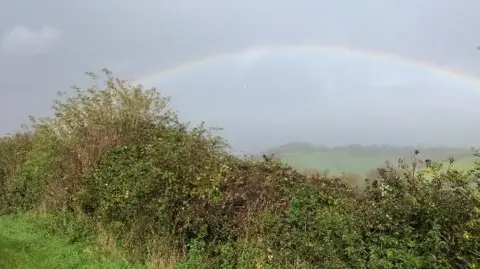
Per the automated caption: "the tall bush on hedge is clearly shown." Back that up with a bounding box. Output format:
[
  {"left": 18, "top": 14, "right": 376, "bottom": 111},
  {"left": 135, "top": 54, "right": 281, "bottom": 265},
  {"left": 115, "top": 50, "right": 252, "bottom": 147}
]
[
  {"left": 14, "top": 70, "right": 177, "bottom": 213},
  {"left": 81, "top": 122, "right": 229, "bottom": 258}
]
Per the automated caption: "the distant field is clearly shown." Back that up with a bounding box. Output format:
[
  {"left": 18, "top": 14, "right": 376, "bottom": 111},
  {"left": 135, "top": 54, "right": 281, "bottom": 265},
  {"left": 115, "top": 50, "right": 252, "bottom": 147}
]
[
  {"left": 435, "top": 155, "right": 478, "bottom": 172},
  {"left": 278, "top": 152, "right": 393, "bottom": 175},
  {"left": 264, "top": 143, "right": 477, "bottom": 176}
]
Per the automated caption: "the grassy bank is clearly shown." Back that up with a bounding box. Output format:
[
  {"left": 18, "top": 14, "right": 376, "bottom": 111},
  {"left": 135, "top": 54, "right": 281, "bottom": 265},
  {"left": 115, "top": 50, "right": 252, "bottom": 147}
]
[{"left": 0, "top": 214, "right": 142, "bottom": 269}]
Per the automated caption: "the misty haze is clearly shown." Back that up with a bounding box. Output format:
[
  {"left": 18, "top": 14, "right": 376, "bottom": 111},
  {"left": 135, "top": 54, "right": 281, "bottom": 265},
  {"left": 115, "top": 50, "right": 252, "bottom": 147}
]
[{"left": 1, "top": 1, "right": 480, "bottom": 268}]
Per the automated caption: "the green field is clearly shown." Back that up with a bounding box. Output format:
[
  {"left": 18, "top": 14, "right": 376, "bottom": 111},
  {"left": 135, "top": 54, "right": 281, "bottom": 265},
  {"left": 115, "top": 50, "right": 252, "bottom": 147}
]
[
  {"left": 278, "top": 151, "right": 390, "bottom": 175},
  {"left": 264, "top": 143, "right": 477, "bottom": 176},
  {"left": 0, "top": 214, "right": 142, "bottom": 269}
]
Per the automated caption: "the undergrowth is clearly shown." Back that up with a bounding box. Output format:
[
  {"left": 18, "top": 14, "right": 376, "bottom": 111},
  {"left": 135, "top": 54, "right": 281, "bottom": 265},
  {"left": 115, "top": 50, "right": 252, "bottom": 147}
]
[{"left": 1, "top": 70, "right": 479, "bottom": 268}]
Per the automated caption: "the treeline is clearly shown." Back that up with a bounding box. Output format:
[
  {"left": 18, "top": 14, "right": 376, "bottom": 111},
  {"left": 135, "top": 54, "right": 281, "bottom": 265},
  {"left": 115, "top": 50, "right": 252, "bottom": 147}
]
[{"left": 0, "top": 71, "right": 479, "bottom": 268}]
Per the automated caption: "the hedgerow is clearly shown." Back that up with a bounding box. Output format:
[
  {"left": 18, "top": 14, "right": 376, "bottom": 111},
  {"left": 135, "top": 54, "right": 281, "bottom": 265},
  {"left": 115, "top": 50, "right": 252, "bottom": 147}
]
[{"left": 0, "top": 70, "right": 479, "bottom": 268}]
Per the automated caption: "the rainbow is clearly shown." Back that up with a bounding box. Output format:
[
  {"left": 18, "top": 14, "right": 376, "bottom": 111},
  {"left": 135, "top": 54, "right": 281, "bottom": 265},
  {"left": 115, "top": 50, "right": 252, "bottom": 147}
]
[{"left": 134, "top": 44, "right": 480, "bottom": 89}]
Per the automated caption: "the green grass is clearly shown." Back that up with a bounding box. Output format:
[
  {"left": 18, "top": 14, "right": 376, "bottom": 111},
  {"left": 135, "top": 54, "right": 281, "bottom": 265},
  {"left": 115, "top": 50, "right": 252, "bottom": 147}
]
[{"left": 0, "top": 214, "right": 143, "bottom": 269}]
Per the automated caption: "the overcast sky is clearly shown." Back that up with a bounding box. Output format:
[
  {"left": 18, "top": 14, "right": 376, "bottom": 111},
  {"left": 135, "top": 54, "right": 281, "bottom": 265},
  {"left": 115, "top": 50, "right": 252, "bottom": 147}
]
[{"left": 1, "top": 0, "right": 480, "bottom": 151}]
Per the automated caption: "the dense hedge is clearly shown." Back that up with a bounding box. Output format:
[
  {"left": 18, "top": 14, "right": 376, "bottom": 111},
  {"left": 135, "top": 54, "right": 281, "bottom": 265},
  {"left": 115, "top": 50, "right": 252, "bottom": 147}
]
[{"left": 1, "top": 71, "right": 479, "bottom": 268}]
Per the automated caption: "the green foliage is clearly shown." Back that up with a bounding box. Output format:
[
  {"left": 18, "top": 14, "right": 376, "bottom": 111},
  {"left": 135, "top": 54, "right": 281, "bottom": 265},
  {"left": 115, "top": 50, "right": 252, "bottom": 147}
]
[
  {"left": 262, "top": 181, "right": 365, "bottom": 268},
  {"left": 175, "top": 240, "right": 269, "bottom": 269},
  {"left": 12, "top": 130, "right": 65, "bottom": 211},
  {"left": 0, "top": 71, "right": 479, "bottom": 268},
  {"left": 357, "top": 156, "right": 480, "bottom": 268},
  {"left": 0, "top": 131, "right": 34, "bottom": 213},
  {"left": 174, "top": 240, "right": 209, "bottom": 269},
  {"left": 81, "top": 123, "right": 228, "bottom": 252}
]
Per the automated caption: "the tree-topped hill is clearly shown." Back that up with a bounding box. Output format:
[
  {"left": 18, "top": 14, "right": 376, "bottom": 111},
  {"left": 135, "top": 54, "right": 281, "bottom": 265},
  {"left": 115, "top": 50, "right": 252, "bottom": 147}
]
[
  {"left": 0, "top": 71, "right": 479, "bottom": 268},
  {"left": 264, "top": 142, "right": 321, "bottom": 155}
]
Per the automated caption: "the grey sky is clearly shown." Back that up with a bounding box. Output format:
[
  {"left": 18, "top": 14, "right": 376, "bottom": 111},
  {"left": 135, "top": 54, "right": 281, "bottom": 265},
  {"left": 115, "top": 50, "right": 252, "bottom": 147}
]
[{"left": 1, "top": 0, "right": 480, "bottom": 152}]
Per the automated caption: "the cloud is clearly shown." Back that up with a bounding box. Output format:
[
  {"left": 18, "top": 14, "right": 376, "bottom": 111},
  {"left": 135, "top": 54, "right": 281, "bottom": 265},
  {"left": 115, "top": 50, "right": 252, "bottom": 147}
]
[{"left": 1, "top": 26, "right": 62, "bottom": 56}]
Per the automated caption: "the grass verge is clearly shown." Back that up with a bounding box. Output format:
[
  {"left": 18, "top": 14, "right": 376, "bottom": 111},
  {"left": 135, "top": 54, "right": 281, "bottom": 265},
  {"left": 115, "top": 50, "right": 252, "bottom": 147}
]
[{"left": 0, "top": 214, "right": 144, "bottom": 269}]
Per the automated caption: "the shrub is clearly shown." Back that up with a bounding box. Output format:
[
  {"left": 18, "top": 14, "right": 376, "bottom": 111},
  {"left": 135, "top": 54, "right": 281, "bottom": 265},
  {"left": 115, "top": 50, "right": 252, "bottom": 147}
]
[
  {"left": 11, "top": 129, "right": 65, "bottom": 211},
  {"left": 0, "top": 131, "right": 34, "bottom": 213},
  {"left": 357, "top": 156, "right": 480, "bottom": 268}
]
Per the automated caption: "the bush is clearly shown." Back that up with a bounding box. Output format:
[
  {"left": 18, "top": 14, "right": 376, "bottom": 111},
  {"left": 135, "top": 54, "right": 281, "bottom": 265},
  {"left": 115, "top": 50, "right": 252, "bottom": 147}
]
[
  {"left": 357, "top": 159, "right": 480, "bottom": 268},
  {"left": 12, "top": 129, "right": 66, "bottom": 211},
  {"left": 0, "top": 131, "right": 34, "bottom": 213}
]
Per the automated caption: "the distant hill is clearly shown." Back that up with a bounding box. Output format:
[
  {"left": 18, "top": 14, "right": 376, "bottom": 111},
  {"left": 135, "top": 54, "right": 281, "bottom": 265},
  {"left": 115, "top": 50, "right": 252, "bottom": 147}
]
[
  {"left": 263, "top": 143, "right": 476, "bottom": 176},
  {"left": 264, "top": 142, "right": 321, "bottom": 155}
]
